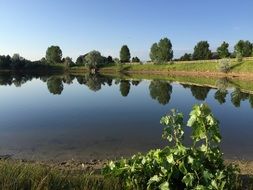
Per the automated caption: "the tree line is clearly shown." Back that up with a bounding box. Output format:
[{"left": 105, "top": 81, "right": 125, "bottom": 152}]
[
  {"left": 178, "top": 40, "right": 253, "bottom": 61},
  {"left": 0, "top": 39, "right": 253, "bottom": 71}
]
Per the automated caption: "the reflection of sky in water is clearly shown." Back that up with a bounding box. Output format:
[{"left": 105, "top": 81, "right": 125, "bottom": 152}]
[{"left": 0, "top": 78, "right": 253, "bottom": 161}]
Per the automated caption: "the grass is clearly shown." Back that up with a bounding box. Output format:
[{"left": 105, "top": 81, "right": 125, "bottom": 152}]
[
  {"left": 0, "top": 159, "right": 252, "bottom": 190},
  {"left": 99, "top": 59, "right": 253, "bottom": 75},
  {"left": 0, "top": 160, "right": 123, "bottom": 190},
  {"left": 230, "top": 60, "right": 253, "bottom": 73}
]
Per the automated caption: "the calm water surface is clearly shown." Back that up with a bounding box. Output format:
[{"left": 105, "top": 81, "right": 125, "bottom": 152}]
[{"left": 0, "top": 73, "right": 252, "bottom": 161}]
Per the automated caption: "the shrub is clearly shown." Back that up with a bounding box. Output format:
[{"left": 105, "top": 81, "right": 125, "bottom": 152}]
[
  {"left": 236, "top": 52, "right": 243, "bottom": 63},
  {"left": 218, "top": 59, "right": 231, "bottom": 73},
  {"left": 103, "top": 104, "right": 239, "bottom": 189}
]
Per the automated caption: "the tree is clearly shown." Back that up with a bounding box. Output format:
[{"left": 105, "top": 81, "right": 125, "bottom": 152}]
[
  {"left": 12, "top": 53, "right": 23, "bottom": 61},
  {"left": 150, "top": 38, "right": 173, "bottom": 63},
  {"left": 234, "top": 40, "right": 253, "bottom": 57},
  {"left": 11, "top": 54, "right": 27, "bottom": 69},
  {"left": 150, "top": 43, "right": 159, "bottom": 62},
  {"left": 0, "top": 55, "right": 11, "bottom": 69},
  {"left": 120, "top": 45, "right": 131, "bottom": 63},
  {"left": 158, "top": 38, "right": 173, "bottom": 62},
  {"left": 84, "top": 50, "right": 104, "bottom": 70},
  {"left": 120, "top": 80, "right": 131, "bottom": 97},
  {"left": 46, "top": 46, "right": 62, "bottom": 64},
  {"left": 63, "top": 57, "right": 74, "bottom": 67},
  {"left": 192, "top": 41, "right": 212, "bottom": 60},
  {"left": 217, "top": 41, "right": 230, "bottom": 58},
  {"left": 107, "top": 56, "right": 113, "bottom": 64},
  {"left": 40, "top": 57, "right": 47, "bottom": 64},
  {"left": 132, "top": 57, "right": 140, "bottom": 62},
  {"left": 76, "top": 55, "right": 85, "bottom": 65},
  {"left": 179, "top": 53, "right": 192, "bottom": 61}
]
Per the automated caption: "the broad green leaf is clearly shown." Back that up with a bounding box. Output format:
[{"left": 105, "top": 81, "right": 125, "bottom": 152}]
[
  {"left": 167, "top": 134, "right": 173, "bottom": 142},
  {"left": 187, "top": 156, "right": 194, "bottom": 164},
  {"left": 182, "top": 173, "right": 194, "bottom": 187},
  {"left": 177, "top": 144, "right": 186, "bottom": 154},
  {"left": 179, "top": 162, "right": 187, "bottom": 174},
  {"left": 166, "top": 154, "right": 174, "bottom": 164},
  {"left": 187, "top": 114, "right": 196, "bottom": 127},
  {"left": 194, "top": 185, "right": 207, "bottom": 190},
  {"left": 160, "top": 166, "right": 167, "bottom": 174},
  {"left": 159, "top": 181, "right": 169, "bottom": 190},
  {"left": 141, "top": 157, "right": 146, "bottom": 165},
  {"left": 148, "top": 175, "right": 161, "bottom": 183},
  {"left": 203, "top": 170, "right": 212, "bottom": 182},
  {"left": 216, "top": 171, "right": 225, "bottom": 180},
  {"left": 211, "top": 180, "right": 218, "bottom": 189},
  {"left": 200, "top": 144, "right": 207, "bottom": 152},
  {"left": 160, "top": 116, "right": 169, "bottom": 125},
  {"left": 220, "top": 181, "right": 226, "bottom": 189}
]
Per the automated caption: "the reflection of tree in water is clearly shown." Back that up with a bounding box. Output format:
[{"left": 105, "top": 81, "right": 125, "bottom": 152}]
[
  {"left": 120, "top": 80, "right": 131, "bottom": 97},
  {"left": 86, "top": 74, "right": 102, "bottom": 91},
  {"left": 114, "top": 79, "right": 121, "bottom": 85},
  {"left": 190, "top": 86, "right": 210, "bottom": 101},
  {"left": 76, "top": 74, "right": 113, "bottom": 92},
  {"left": 107, "top": 79, "right": 113, "bottom": 86},
  {"left": 149, "top": 80, "right": 172, "bottom": 105},
  {"left": 214, "top": 78, "right": 229, "bottom": 104},
  {"left": 0, "top": 73, "right": 34, "bottom": 86},
  {"left": 231, "top": 88, "right": 249, "bottom": 107},
  {"left": 216, "top": 78, "right": 229, "bottom": 90},
  {"left": 76, "top": 76, "right": 87, "bottom": 85},
  {"left": 183, "top": 84, "right": 210, "bottom": 101},
  {"left": 214, "top": 90, "right": 228, "bottom": 104},
  {"left": 3, "top": 72, "right": 253, "bottom": 109},
  {"left": 249, "top": 95, "right": 253, "bottom": 108},
  {"left": 47, "top": 77, "right": 64, "bottom": 95},
  {"left": 132, "top": 80, "right": 141, "bottom": 86},
  {"left": 62, "top": 74, "right": 75, "bottom": 84},
  {"left": 0, "top": 73, "right": 14, "bottom": 86},
  {"left": 13, "top": 75, "right": 33, "bottom": 87}
]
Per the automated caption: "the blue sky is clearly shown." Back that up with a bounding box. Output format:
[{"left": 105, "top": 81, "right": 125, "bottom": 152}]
[{"left": 0, "top": 0, "right": 252, "bottom": 61}]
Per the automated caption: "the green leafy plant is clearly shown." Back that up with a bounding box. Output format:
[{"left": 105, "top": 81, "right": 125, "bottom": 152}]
[
  {"left": 103, "top": 104, "right": 239, "bottom": 190},
  {"left": 218, "top": 59, "right": 231, "bottom": 73}
]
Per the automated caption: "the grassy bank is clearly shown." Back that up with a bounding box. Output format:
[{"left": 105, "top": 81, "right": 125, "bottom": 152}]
[
  {"left": 98, "top": 59, "right": 253, "bottom": 77},
  {"left": 0, "top": 159, "right": 252, "bottom": 190}
]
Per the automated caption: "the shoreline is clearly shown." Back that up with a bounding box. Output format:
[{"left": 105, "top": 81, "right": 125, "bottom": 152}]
[
  {"left": 99, "top": 69, "right": 253, "bottom": 80},
  {"left": 1, "top": 155, "right": 252, "bottom": 175},
  {"left": 0, "top": 157, "right": 252, "bottom": 175},
  {"left": 0, "top": 157, "right": 252, "bottom": 189}
]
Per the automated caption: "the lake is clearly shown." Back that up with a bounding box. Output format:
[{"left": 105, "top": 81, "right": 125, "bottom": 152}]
[{"left": 0, "top": 72, "right": 253, "bottom": 161}]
